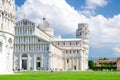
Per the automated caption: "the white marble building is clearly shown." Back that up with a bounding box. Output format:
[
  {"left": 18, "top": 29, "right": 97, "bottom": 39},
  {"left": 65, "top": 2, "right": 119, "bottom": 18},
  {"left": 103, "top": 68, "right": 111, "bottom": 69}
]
[
  {"left": 53, "top": 23, "right": 89, "bottom": 70},
  {"left": 0, "top": 0, "right": 15, "bottom": 74},
  {"left": 13, "top": 17, "right": 89, "bottom": 71}
]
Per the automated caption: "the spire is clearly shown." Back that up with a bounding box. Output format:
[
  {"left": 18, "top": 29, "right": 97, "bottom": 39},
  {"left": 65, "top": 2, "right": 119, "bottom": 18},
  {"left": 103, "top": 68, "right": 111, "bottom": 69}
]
[
  {"left": 23, "top": 13, "right": 26, "bottom": 19},
  {"left": 43, "top": 17, "right": 46, "bottom": 20}
]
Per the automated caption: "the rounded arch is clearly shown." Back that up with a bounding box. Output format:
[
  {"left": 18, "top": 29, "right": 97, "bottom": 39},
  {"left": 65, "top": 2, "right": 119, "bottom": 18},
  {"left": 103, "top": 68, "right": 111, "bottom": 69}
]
[
  {"left": 36, "top": 57, "right": 41, "bottom": 60},
  {"left": 22, "top": 54, "right": 28, "bottom": 57}
]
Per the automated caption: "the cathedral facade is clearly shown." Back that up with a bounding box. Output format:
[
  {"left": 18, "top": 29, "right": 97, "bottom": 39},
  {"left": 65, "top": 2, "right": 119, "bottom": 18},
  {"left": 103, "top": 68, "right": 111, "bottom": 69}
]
[
  {"left": 0, "top": 0, "right": 89, "bottom": 73},
  {"left": 13, "top": 18, "right": 89, "bottom": 71},
  {"left": 0, "top": 0, "right": 15, "bottom": 74}
]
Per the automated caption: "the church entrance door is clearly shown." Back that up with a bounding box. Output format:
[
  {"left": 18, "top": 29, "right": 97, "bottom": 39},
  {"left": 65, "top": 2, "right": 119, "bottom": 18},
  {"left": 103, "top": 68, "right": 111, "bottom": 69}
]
[
  {"left": 36, "top": 57, "right": 41, "bottom": 70},
  {"left": 21, "top": 54, "right": 28, "bottom": 70},
  {"left": 36, "top": 62, "right": 41, "bottom": 70},
  {"left": 22, "top": 59, "right": 27, "bottom": 70}
]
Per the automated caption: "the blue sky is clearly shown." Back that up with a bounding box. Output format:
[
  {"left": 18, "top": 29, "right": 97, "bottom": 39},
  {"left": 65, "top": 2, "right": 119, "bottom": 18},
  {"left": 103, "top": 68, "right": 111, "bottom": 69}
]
[
  {"left": 15, "top": 0, "right": 120, "bottom": 59},
  {"left": 66, "top": 0, "right": 120, "bottom": 18}
]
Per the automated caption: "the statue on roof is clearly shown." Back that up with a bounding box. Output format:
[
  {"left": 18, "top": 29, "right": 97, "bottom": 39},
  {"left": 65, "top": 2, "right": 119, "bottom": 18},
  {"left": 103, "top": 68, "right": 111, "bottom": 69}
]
[{"left": 43, "top": 17, "right": 50, "bottom": 28}]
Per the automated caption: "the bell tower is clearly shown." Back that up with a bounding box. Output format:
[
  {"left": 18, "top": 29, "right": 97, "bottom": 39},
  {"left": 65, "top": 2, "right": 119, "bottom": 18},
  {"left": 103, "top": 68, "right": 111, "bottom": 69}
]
[
  {"left": 76, "top": 23, "right": 89, "bottom": 70},
  {"left": 0, "top": 0, "right": 15, "bottom": 74},
  {"left": 76, "top": 23, "right": 89, "bottom": 49}
]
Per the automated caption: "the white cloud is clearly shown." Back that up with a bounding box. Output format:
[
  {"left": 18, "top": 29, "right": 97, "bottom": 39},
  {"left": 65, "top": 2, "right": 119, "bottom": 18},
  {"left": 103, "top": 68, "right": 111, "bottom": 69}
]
[
  {"left": 16, "top": 0, "right": 120, "bottom": 48},
  {"left": 16, "top": 0, "right": 87, "bottom": 35},
  {"left": 89, "top": 14, "right": 120, "bottom": 47},
  {"left": 86, "top": 0, "right": 107, "bottom": 9},
  {"left": 80, "top": 0, "right": 108, "bottom": 16},
  {"left": 112, "top": 47, "right": 120, "bottom": 57}
]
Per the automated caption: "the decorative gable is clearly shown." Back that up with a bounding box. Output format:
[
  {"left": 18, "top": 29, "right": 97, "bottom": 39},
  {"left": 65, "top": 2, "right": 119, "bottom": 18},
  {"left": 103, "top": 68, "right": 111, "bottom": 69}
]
[{"left": 16, "top": 19, "right": 35, "bottom": 27}]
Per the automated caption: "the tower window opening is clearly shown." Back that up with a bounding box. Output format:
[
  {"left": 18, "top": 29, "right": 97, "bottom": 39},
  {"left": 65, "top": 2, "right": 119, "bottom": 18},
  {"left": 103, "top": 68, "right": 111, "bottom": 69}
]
[
  {"left": 38, "top": 39, "right": 41, "bottom": 42},
  {"left": 67, "top": 59, "right": 69, "bottom": 63}
]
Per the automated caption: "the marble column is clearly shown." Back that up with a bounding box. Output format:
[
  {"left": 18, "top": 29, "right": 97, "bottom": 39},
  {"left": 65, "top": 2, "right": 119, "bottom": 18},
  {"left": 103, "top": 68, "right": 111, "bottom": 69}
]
[
  {"left": 34, "top": 54, "right": 36, "bottom": 70},
  {"left": 41, "top": 53, "right": 43, "bottom": 68},
  {"left": 27, "top": 54, "right": 30, "bottom": 70},
  {"left": 19, "top": 54, "right": 21, "bottom": 69}
]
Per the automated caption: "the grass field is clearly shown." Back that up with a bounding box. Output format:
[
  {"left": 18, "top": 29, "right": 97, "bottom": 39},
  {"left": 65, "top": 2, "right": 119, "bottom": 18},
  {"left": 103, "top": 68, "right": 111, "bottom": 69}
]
[{"left": 0, "top": 71, "right": 120, "bottom": 80}]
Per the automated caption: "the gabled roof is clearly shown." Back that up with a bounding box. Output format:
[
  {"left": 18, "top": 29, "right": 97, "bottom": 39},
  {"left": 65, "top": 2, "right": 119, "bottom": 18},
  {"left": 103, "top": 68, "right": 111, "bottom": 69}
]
[
  {"left": 95, "top": 60, "right": 117, "bottom": 64},
  {"left": 15, "top": 19, "right": 35, "bottom": 26}
]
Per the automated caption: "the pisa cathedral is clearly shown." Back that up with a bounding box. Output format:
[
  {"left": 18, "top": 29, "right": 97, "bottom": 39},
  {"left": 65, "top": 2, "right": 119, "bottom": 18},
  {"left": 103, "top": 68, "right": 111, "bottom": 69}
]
[
  {"left": 13, "top": 17, "right": 89, "bottom": 71},
  {"left": 0, "top": 0, "right": 89, "bottom": 74}
]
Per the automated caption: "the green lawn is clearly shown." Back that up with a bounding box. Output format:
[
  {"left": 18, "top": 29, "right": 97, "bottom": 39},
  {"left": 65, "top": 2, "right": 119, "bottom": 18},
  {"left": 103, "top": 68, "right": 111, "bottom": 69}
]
[{"left": 0, "top": 71, "right": 120, "bottom": 80}]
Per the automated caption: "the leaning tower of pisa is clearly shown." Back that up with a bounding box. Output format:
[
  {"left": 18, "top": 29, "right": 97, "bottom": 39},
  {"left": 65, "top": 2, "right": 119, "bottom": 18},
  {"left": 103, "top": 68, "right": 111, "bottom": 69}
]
[{"left": 76, "top": 23, "right": 89, "bottom": 70}]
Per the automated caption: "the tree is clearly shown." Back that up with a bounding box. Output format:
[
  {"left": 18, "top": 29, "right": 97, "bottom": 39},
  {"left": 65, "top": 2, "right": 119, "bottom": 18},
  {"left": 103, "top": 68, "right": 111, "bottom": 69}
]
[
  {"left": 88, "top": 60, "right": 94, "bottom": 69},
  {"left": 99, "top": 57, "right": 108, "bottom": 60}
]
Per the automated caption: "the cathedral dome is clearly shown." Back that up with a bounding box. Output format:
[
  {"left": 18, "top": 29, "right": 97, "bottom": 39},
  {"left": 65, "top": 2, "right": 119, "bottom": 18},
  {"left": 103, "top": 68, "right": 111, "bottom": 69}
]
[{"left": 42, "top": 17, "right": 54, "bottom": 37}]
